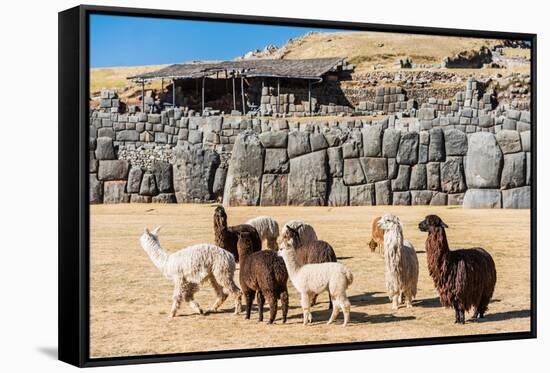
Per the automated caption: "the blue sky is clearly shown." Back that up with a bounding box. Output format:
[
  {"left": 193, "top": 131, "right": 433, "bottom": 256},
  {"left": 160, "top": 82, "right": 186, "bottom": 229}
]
[{"left": 90, "top": 15, "right": 339, "bottom": 68}]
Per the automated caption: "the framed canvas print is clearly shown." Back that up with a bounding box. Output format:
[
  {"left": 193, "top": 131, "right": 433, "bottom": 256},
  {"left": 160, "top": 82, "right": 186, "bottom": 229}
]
[{"left": 58, "top": 4, "right": 537, "bottom": 367}]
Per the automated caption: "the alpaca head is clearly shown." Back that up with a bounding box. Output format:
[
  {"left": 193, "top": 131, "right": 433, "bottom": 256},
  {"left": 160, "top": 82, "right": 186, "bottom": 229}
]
[
  {"left": 368, "top": 239, "right": 378, "bottom": 252},
  {"left": 237, "top": 231, "right": 254, "bottom": 255},
  {"left": 213, "top": 205, "right": 227, "bottom": 226},
  {"left": 418, "top": 215, "right": 448, "bottom": 232},
  {"left": 378, "top": 214, "right": 402, "bottom": 232},
  {"left": 140, "top": 226, "right": 161, "bottom": 246},
  {"left": 281, "top": 224, "right": 301, "bottom": 250}
]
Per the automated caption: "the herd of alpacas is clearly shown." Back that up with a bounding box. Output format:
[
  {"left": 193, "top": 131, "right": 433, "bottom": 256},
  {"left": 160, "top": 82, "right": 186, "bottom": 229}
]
[{"left": 139, "top": 206, "right": 497, "bottom": 326}]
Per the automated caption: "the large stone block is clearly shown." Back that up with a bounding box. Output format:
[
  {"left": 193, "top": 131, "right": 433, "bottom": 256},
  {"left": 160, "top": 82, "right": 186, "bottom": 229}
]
[
  {"left": 375, "top": 180, "right": 392, "bottom": 205},
  {"left": 430, "top": 192, "right": 448, "bottom": 206},
  {"left": 223, "top": 132, "right": 264, "bottom": 206},
  {"left": 444, "top": 129, "right": 468, "bottom": 156},
  {"left": 396, "top": 132, "right": 419, "bottom": 165},
  {"left": 393, "top": 191, "right": 411, "bottom": 206},
  {"left": 440, "top": 156, "right": 466, "bottom": 193},
  {"left": 327, "top": 147, "right": 344, "bottom": 178},
  {"left": 409, "top": 164, "right": 427, "bottom": 190},
  {"left": 343, "top": 158, "right": 366, "bottom": 185},
  {"left": 260, "top": 174, "right": 288, "bottom": 206},
  {"left": 328, "top": 178, "right": 349, "bottom": 206},
  {"left": 520, "top": 131, "right": 531, "bottom": 152},
  {"left": 174, "top": 144, "right": 221, "bottom": 202},
  {"left": 139, "top": 172, "right": 158, "bottom": 196},
  {"left": 152, "top": 193, "right": 177, "bottom": 203},
  {"left": 98, "top": 160, "right": 129, "bottom": 181},
  {"left": 127, "top": 167, "right": 143, "bottom": 194},
  {"left": 391, "top": 165, "right": 411, "bottom": 191},
  {"left": 104, "top": 181, "right": 130, "bottom": 203},
  {"left": 259, "top": 131, "right": 288, "bottom": 148},
  {"left": 287, "top": 131, "right": 311, "bottom": 158},
  {"left": 89, "top": 174, "right": 103, "bottom": 204},
  {"left": 496, "top": 130, "right": 522, "bottom": 154},
  {"left": 95, "top": 137, "right": 116, "bottom": 160},
  {"left": 310, "top": 132, "right": 329, "bottom": 151},
  {"left": 426, "top": 162, "right": 441, "bottom": 191},
  {"left": 463, "top": 189, "right": 502, "bottom": 208},
  {"left": 428, "top": 128, "right": 445, "bottom": 161},
  {"left": 212, "top": 166, "right": 227, "bottom": 200},
  {"left": 130, "top": 194, "right": 152, "bottom": 203},
  {"left": 342, "top": 140, "right": 361, "bottom": 159},
  {"left": 411, "top": 191, "right": 433, "bottom": 205},
  {"left": 447, "top": 193, "right": 465, "bottom": 206},
  {"left": 360, "top": 157, "right": 387, "bottom": 183},
  {"left": 349, "top": 184, "right": 375, "bottom": 206},
  {"left": 464, "top": 132, "right": 503, "bottom": 188},
  {"left": 501, "top": 152, "right": 526, "bottom": 189},
  {"left": 188, "top": 130, "right": 203, "bottom": 144},
  {"left": 288, "top": 150, "right": 328, "bottom": 206},
  {"left": 116, "top": 130, "right": 139, "bottom": 142},
  {"left": 362, "top": 125, "right": 383, "bottom": 157},
  {"left": 382, "top": 128, "right": 401, "bottom": 158},
  {"left": 153, "top": 161, "right": 173, "bottom": 193},
  {"left": 264, "top": 148, "right": 289, "bottom": 174},
  {"left": 502, "top": 186, "right": 530, "bottom": 209}
]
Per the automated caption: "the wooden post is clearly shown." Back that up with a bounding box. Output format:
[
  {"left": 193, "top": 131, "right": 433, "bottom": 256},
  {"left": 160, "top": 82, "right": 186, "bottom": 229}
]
[
  {"left": 141, "top": 80, "right": 145, "bottom": 113},
  {"left": 201, "top": 76, "right": 205, "bottom": 114},
  {"left": 277, "top": 78, "right": 280, "bottom": 114},
  {"left": 172, "top": 79, "right": 176, "bottom": 107},
  {"left": 232, "top": 74, "right": 236, "bottom": 111},
  {"left": 308, "top": 80, "right": 312, "bottom": 116},
  {"left": 241, "top": 75, "right": 246, "bottom": 114}
]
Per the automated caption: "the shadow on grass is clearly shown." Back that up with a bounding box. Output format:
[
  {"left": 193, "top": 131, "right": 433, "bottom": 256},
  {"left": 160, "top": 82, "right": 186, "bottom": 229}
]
[
  {"left": 348, "top": 291, "right": 388, "bottom": 306},
  {"left": 336, "top": 256, "right": 354, "bottom": 260},
  {"left": 414, "top": 296, "right": 442, "bottom": 308},
  {"left": 473, "top": 309, "right": 530, "bottom": 323}
]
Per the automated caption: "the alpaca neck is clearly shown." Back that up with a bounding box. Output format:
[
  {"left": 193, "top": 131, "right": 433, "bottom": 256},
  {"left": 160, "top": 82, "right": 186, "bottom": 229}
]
[
  {"left": 384, "top": 226, "right": 403, "bottom": 255},
  {"left": 214, "top": 217, "right": 228, "bottom": 243},
  {"left": 140, "top": 236, "right": 169, "bottom": 273},
  {"left": 427, "top": 228, "right": 450, "bottom": 270},
  {"left": 281, "top": 248, "right": 301, "bottom": 281}
]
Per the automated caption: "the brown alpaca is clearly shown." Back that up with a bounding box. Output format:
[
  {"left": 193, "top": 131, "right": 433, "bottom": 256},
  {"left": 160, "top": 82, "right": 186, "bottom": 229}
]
[
  {"left": 368, "top": 216, "right": 384, "bottom": 254},
  {"left": 213, "top": 206, "right": 261, "bottom": 263},
  {"left": 237, "top": 232, "right": 289, "bottom": 324},
  {"left": 281, "top": 227, "right": 337, "bottom": 309},
  {"left": 419, "top": 215, "right": 497, "bottom": 324}
]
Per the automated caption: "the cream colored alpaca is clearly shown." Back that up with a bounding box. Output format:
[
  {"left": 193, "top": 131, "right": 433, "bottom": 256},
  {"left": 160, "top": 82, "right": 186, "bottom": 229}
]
[
  {"left": 279, "top": 227, "right": 353, "bottom": 326},
  {"left": 245, "top": 216, "right": 280, "bottom": 251},
  {"left": 282, "top": 220, "right": 318, "bottom": 247},
  {"left": 378, "top": 214, "right": 419, "bottom": 310},
  {"left": 139, "top": 227, "right": 242, "bottom": 317}
]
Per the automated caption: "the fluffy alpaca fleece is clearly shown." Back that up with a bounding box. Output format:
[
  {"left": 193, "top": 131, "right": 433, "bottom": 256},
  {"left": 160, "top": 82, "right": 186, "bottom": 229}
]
[
  {"left": 419, "top": 215, "right": 497, "bottom": 324},
  {"left": 368, "top": 216, "right": 384, "bottom": 254},
  {"left": 245, "top": 216, "right": 280, "bottom": 251},
  {"left": 279, "top": 229, "right": 353, "bottom": 326},
  {"left": 282, "top": 220, "right": 318, "bottom": 246},
  {"left": 378, "top": 214, "right": 419, "bottom": 309},
  {"left": 213, "top": 206, "right": 261, "bottom": 262},
  {"left": 237, "top": 232, "right": 289, "bottom": 324},
  {"left": 139, "top": 227, "right": 242, "bottom": 317}
]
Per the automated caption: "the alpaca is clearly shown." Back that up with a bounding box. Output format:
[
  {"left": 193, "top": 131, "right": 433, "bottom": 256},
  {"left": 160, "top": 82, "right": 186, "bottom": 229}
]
[
  {"left": 245, "top": 216, "right": 280, "bottom": 251},
  {"left": 139, "top": 227, "right": 242, "bottom": 317},
  {"left": 280, "top": 225, "right": 337, "bottom": 309},
  {"left": 237, "top": 232, "right": 289, "bottom": 324},
  {"left": 279, "top": 226, "right": 353, "bottom": 326},
  {"left": 378, "top": 214, "right": 419, "bottom": 309},
  {"left": 368, "top": 216, "right": 384, "bottom": 254},
  {"left": 282, "top": 220, "right": 318, "bottom": 246},
  {"left": 419, "top": 215, "right": 497, "bottom": 324},
  {"left": 213, "top": 206, "right": 261, "bottom": 262}
]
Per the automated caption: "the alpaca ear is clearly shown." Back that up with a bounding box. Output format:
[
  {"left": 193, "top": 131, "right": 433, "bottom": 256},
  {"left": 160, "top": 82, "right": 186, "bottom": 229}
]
[
  {"left": 441, "top": 222, "right": 448, "bottom": 228},
  {"left": 152, "top": 226, "right": 161, "bottom": 235},
  {"left": 144, "top": 227, "right": 150, "bottom": 235}
]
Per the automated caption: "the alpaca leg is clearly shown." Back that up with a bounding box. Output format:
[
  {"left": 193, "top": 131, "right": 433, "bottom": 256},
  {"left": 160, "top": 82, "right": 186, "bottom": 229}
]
[
  {"left": 310, "top": 294, "right": 318, "bottom": 307},
  {"left": 257, "top": 291, "right": 265, "bottom": 322},
  {"left": 459, "top": 309, "right": 466, "bottom": 324},
  {"left": 341, "top": 297, "right": 351, "bottom": 327},
  {"left": 327, "top": 297, "right": 340, "bottom": 325},
  {"left": 266, "top": 293, "right": 278, "bottom": 324},
  {"left": 328, "top": 290, "right": 333, "bottom": 310},
  {"left": 244, "top": 289, "right": 255, "bottom": 320},
  {"left": 454, "top": 308, "right": 460, "bottom": 324},
  {"left": 405, "top": 292, "right": 413, "bottom": 308},
  {"left": 300, "top": 293, "right": 312, "bottom": 325},
  {"left": 476, "top": 295, "right": 491, "bottom": 319},
  {"left": 169, "top": 278, "right": 184, "bottom": 318},
  {"left": 207, "top": 276, "right": 227, "bottom": 313},
  {"left": 281, "top": 289, "right": 289, "bottom": 324},
  {"left": 391, "top": 294, "right": 400, "bottom": 310},
  {"left": 219, "top": 276, "right": 242, "bottom": 315},
  {"left": 184, "top": 283, "right": 203, "bottom": 315}
]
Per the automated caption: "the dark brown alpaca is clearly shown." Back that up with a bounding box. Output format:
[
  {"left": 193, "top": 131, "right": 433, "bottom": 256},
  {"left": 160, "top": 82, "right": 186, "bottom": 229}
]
[
  {"left": 419, "top": 215, "right": 497, "bottom": 324},
  {"left": 213, "top": 206, "right": 261, "bottom": 263},
  {"left": 281, "top": 226, "right": 337, "bottom": 309},
  {"left": 237, "top": 232, "right": 289, "bottom": 324}
]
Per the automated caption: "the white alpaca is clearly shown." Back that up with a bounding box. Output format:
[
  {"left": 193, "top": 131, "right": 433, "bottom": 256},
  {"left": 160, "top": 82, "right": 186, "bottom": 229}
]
[
  {"left": 378, "top": 214, "right": 419, "bottom": 310},
  {"left": 139, "top": 227, "right": 242, "bottom": 317},
  {"left": 279, "top": 228, "right": 353, "bottom": 326},
  {"left": 245, "top": 216, "right": 280, "bottom": 251},
  {"left": 282, "top": 220, "right": 318, "bottom": 247}
]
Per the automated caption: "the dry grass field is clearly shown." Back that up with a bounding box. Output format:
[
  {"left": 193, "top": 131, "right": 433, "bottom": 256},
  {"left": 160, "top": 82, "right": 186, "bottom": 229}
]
[{"left": 90, "top": 204, "right": 531, "bottom": 358}]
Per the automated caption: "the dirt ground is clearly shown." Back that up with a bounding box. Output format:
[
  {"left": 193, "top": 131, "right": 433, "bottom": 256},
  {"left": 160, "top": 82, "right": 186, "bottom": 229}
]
[{"left": 90, "top": 204, "right": 531, "bottom": 358}]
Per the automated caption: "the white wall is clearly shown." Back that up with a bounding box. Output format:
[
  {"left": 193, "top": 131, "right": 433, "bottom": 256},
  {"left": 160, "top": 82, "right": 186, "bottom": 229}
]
[{"left": 0, "top": 0, "right": 546, "bottom": 372}]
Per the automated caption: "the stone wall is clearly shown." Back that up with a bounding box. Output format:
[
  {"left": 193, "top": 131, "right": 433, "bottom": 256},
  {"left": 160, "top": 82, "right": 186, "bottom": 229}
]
[{"left": 89, "top": 108, "right": 531, "bottom": 208}]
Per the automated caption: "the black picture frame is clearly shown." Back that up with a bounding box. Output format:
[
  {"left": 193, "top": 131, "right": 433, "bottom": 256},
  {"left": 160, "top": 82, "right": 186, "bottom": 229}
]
[{"left": 58, "top": 4, "right": 537, "bottom": 368}]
